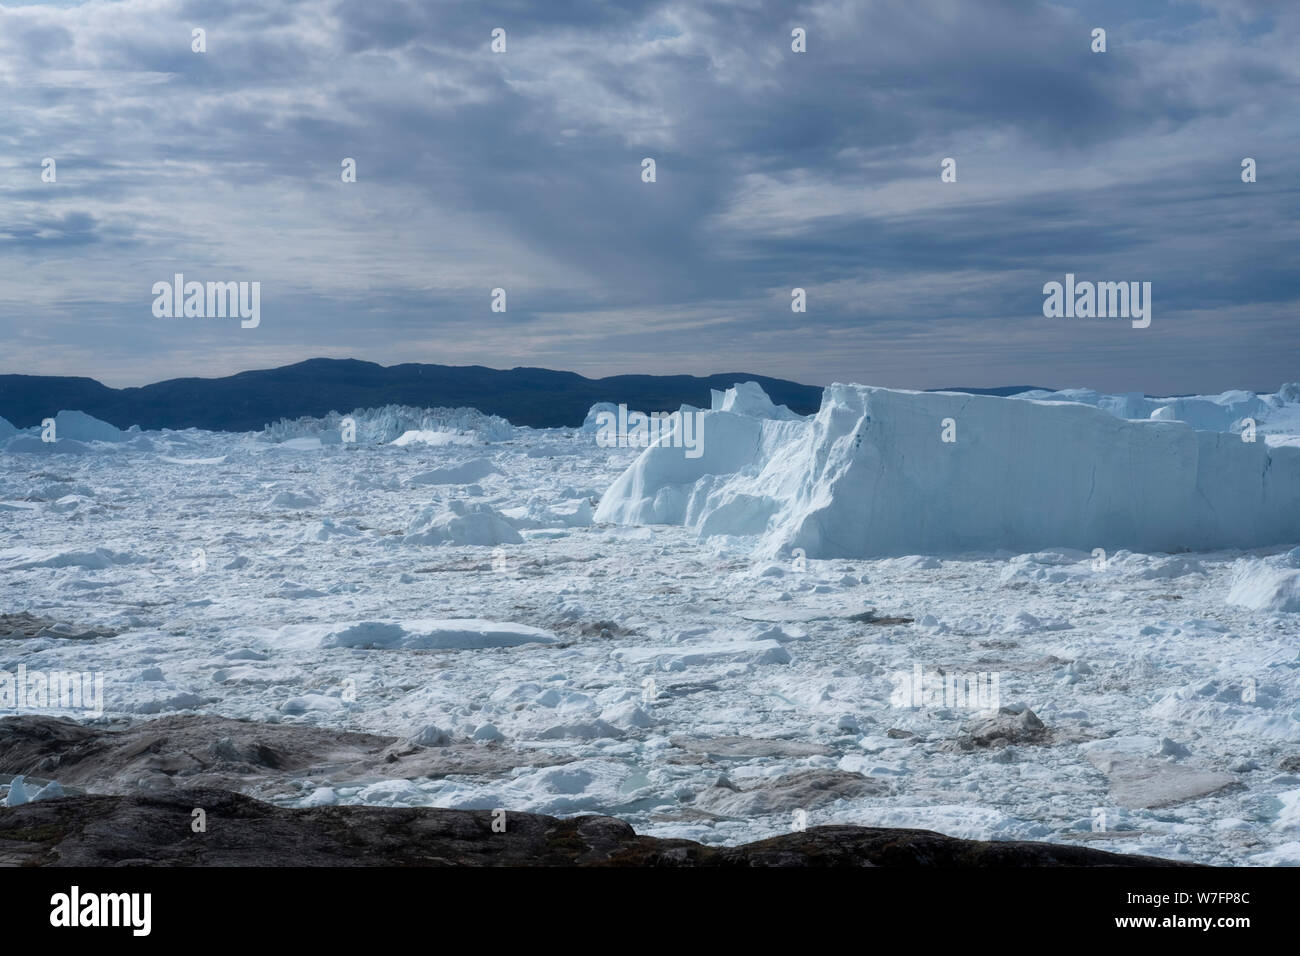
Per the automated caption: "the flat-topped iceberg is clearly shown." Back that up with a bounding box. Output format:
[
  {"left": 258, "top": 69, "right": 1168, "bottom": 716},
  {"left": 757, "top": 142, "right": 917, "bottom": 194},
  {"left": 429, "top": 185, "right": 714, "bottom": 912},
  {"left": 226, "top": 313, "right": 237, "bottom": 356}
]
[{"left": 596, "top": 382, "right": 1300, "bottom": 558}]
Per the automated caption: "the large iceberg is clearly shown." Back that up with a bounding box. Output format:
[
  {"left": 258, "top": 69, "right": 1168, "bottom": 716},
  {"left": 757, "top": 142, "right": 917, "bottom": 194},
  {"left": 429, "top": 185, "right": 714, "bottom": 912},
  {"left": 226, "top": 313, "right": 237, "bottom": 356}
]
[{"left": 596, "top": 382, "right": 1300, "bottom": 558}]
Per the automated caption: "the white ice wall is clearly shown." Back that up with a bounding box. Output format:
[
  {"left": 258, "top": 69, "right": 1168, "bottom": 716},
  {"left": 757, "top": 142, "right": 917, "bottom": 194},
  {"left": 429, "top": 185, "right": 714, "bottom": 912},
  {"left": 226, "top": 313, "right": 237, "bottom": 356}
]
[
  {"left": 596, "top": 383, "right": 1300, "bottom": 558},
  {"left": 777, "top": 385, "right": 1300, "bottom": 558}
]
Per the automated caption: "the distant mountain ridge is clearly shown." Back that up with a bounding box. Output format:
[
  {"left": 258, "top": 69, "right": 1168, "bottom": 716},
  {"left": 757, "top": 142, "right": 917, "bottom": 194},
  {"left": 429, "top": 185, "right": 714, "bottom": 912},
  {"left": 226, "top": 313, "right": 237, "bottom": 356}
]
[
  {"left": 0, "top": 359, "right": 820, "bottom": 431},
  {"left": 0, "top": 359, "right": 1053, "bottom": 431}
]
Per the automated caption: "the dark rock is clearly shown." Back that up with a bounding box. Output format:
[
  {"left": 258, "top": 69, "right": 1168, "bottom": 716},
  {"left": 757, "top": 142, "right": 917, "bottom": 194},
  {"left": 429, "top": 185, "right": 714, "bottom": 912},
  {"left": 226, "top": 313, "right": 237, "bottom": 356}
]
[
  {"left": 669, "top": 735, "right": 832, "bottom": 759},
  {"left": 693, "top": 769, "right": 888, "bottom": 816},
  {"left": 0, "top": 788, "right": 1195, "bottom": 867},
  {"left": 951, "top": 707, "right": 1049, "bottom": 750},
  {"left": 0, "top": 715, "right": 570, "bottom": 799},
  {"left": 0, "top": 613, "right": 115, "bottom": 641},
  {"left": 846, "top": 610, "right": 914, "bottom": 626}
]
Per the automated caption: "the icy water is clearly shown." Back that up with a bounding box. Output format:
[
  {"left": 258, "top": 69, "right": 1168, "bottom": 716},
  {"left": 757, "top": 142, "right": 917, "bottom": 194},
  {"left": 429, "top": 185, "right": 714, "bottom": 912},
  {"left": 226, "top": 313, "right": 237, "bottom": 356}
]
[{"left": 2, "top": 421, "right": 1299, "bottom": 866}]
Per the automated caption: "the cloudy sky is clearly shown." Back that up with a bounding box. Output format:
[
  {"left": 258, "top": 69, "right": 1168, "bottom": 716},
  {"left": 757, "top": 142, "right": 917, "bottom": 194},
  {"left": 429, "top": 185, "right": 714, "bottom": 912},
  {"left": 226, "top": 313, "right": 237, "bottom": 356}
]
[{"left": 1, "top": 0, "right": 1296, "bottom": 393}]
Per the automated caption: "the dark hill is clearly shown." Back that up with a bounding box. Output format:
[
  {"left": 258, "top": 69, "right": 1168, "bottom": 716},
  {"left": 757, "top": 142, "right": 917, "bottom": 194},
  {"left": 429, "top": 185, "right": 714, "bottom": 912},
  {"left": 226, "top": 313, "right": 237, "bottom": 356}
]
[
  {"left": 0, "top": 359, "right": 1054, "bottom": 431},
  {"left": 0, "top": 358, "right": 824, "bottom": 431}
]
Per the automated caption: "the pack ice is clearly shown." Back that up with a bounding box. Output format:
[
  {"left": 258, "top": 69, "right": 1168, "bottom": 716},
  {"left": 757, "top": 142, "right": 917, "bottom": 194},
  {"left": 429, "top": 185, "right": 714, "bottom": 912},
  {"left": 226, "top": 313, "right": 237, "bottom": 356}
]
[
  {"left": 4, "top": 389, "right": 1300, "bottom": 864},
  {"left": 596, "top": 383, "right": 1300, "bottom": 558}
]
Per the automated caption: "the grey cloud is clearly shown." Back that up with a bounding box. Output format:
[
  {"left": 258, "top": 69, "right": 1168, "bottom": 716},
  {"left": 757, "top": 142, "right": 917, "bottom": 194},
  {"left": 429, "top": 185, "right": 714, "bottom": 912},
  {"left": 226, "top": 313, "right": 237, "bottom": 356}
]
[{"left": 0, "top": 0, "right": 1295, "bottom": 393}]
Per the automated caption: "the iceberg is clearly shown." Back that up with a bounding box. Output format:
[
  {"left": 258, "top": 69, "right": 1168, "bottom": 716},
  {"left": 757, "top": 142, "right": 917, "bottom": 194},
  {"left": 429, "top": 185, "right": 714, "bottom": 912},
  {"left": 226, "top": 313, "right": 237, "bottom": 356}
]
[
  {"left": 596, "top": 382, "right": 1300, "bottom": 558},
  {"left": 1015, "top": 384, "right": 1299, "bottom": 438},
  {"left": 0, "top": 410, "right": 124, "bottom": 451},
  {"left": 53, "top": 410, "right": 126, "bottom": 443},
  {"left": 261, "top": 404, "right": 514, "bottom": 444}
]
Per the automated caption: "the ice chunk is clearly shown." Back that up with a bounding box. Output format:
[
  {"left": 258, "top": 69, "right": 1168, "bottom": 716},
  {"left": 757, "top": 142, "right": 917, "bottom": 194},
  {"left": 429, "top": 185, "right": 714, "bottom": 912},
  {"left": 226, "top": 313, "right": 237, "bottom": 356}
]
[
  {"left": 3, "top": 776, "right": 29, "bottom": 807},
  {"left": 710, "top": 381, "right": 802, "bottom": 420},
  {"left": 301, "top": 787, "right": 338, "bottom": 807},
  {"left": 581, "top": 402, "right": 620, "bottom": 434},
  {"left": 404, "top": 500, "right": 522, "bottom": 546},
  {"left": 293, "top": 618, "right": 557, "bottom": 650},
  {"left": 472, "top": 723, "right": 506, "bottom": 742},
  {"left": 279, "top": 694, "right": 344, "bottom": 715},
  {"left": 31, "top": 780, "right": 65, "bottom": 802},
  {"left": 599, "top": 701, "right": 656, "bottom": 729},
  {"left": 267, "top": 489, "right": 320, "bottom": 509},
  {"left": 407, "top": 458, "right": 500, "bottom": 484},
  {"left": 409, "top": 724, "right": 453, "bottom": 747},
  {"left": 612, "top": 639, "right": 792, "bottom": 668},
  {"left": 391, "top": 430, "right": 478, "bottom": 447},
  {"left": 1226, "top": 561, "right": 1300, "bottom": 613},
  {"left": 502, "top": 496, "right": 594, "bottom": 530},
  {"left": 1, "top": 547, "right": 146, "bottom": 571},
  {"left": 52, "top": 410, "right": 126, "bottom": 443}
]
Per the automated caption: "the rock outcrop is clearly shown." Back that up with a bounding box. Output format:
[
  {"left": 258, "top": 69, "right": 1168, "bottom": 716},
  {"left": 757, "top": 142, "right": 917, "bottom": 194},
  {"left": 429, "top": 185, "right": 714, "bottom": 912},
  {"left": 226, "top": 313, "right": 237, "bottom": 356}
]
[{"left": 0, "top": 788, "right": 1192, "bottom": 867}]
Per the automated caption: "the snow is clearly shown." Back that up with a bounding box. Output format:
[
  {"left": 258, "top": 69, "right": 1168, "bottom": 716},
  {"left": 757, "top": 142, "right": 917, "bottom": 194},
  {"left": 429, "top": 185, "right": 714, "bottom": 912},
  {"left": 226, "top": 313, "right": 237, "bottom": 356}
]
[{"left": 1, "top": 378, "right": 1298, "bottom": 864}]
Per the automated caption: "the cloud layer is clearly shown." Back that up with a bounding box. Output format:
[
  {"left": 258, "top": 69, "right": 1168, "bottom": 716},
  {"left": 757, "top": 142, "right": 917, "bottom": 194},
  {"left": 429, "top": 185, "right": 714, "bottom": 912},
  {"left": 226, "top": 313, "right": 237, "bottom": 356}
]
[{"left": 1, "top": 0, "right": 1296, "bottom": 392}]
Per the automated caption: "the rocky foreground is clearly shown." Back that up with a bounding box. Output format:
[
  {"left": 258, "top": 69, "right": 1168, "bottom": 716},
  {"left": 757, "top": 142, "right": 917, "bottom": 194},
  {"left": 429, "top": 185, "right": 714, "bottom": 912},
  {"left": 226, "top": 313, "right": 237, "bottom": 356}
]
[
  {"left": 0, "top": 789, "right": 1191, "bottom": 866},
  {"left": 0, "top": 715, "right": 1194, "bottom": 866}
]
